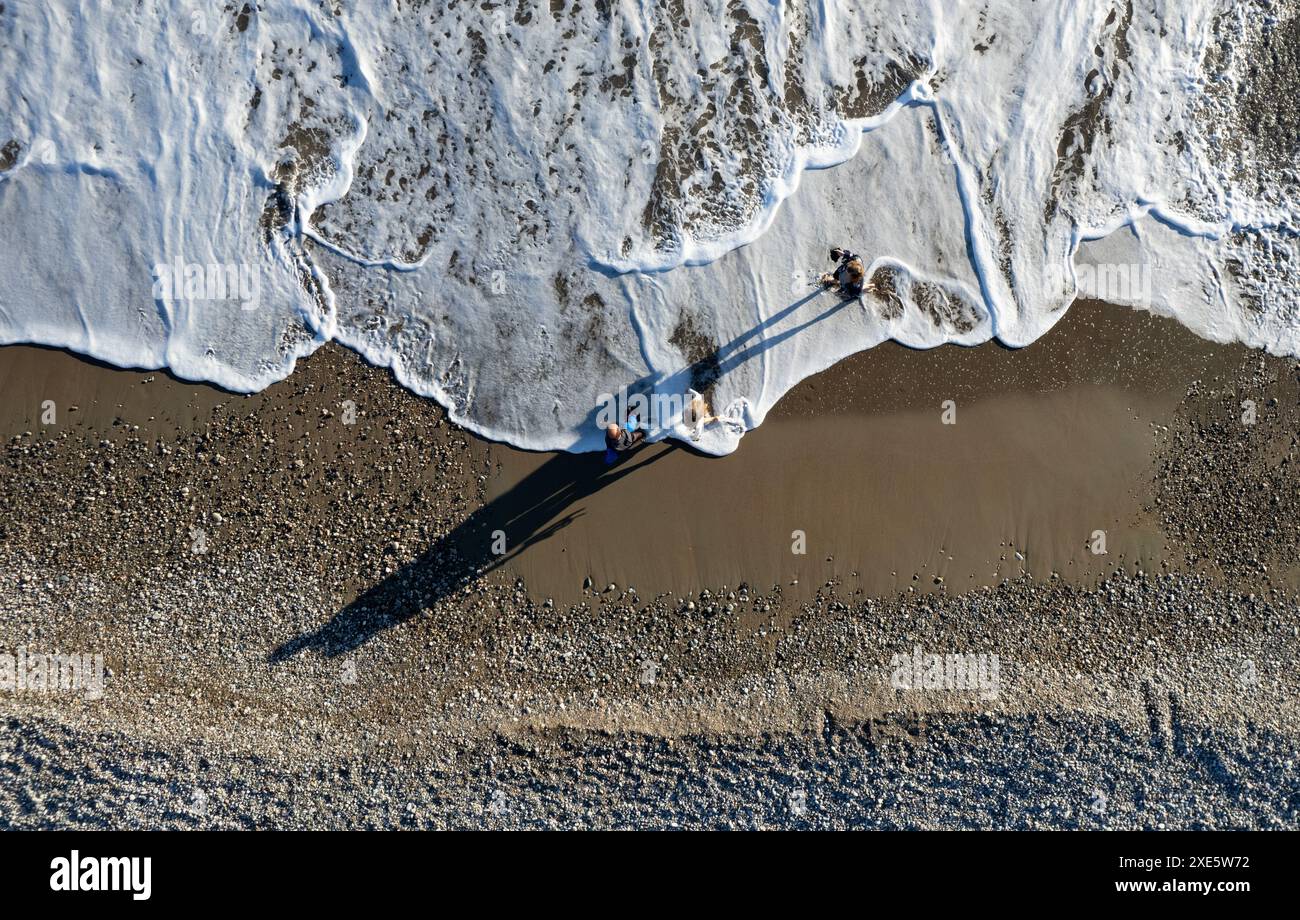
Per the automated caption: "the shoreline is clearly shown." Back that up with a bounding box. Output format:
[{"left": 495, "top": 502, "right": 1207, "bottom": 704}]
[
  {"left": 488, "top": 299, "right": 1295, "bottom": 600},
  {"left": 3, "top": 299, "right": 1288, "bottom": 600}
]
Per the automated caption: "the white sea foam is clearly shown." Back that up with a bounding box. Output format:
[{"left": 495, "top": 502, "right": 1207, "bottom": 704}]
[{"left": 1, "top": 0, "right": 1296, "bottom": 456}]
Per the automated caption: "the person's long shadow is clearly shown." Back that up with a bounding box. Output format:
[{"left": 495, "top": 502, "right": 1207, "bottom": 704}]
[
  {"left": 702, "top": 287, "right": 858, "bottom": 389},
  {"left": 271, "top": 284, "right": 849, "bottom": 661},
  {"left": 269, "top": 443, "right": 678, "bottom": 661}
]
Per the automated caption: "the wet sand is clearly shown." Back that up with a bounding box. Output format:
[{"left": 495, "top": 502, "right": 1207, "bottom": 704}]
[
  {"left": 488, "top": 300, "right": 1252, "bottom": 601},
  {"left": 0, "top": 300, "right": 1284, "bottom": 607},
  {"left": 0, "top": 346, "right": 231, "bottom": 437}
]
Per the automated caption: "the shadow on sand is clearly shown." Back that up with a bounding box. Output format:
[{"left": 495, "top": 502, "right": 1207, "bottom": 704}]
[
  {"left": 269, "top": 444, "right": 678, "bottom": 661},
  {"left": 270, "top": 285, "right": 853, "bottom": 661}
]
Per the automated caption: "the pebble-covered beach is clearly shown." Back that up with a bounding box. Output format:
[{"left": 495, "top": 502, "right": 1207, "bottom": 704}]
[{"left": 1, "top": 304, "right": 1297, "bottom": 829}]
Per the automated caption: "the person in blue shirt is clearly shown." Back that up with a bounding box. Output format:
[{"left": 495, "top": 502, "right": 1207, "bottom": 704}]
[
  {"left": 603, "top": 418, "right": 646, "bottom": 464},
  {"left": 820, "top": 246, "right": 867, "bottom": 297}
]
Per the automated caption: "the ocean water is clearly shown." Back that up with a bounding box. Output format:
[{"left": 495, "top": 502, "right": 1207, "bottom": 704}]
[{"left": 1, "top": 0, "right": 1296, "bottom": 455}]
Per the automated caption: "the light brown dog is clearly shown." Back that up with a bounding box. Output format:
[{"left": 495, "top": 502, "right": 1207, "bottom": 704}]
[{"left": 685, "top": 391, "right": 719, "bottom": 441}]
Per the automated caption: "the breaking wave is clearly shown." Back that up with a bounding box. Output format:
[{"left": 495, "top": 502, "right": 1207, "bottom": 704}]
[{"left": 0, "top": 0, "right": 1296, "bottom": 454}]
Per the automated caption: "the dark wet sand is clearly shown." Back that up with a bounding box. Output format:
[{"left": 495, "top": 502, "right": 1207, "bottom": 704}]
[
  {"left": 0, "top": 300, "right": 1259, "bottom": 604},
  {"left": 487, "top": 300, "right": 1250, "bottom": 601},
  {"left": 0, "top": 345, "right": 231, "bottom": 437}
]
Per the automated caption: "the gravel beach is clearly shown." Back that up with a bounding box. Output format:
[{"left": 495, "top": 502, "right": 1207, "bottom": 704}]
[{"left": 0, "top": 302, "right": 1297, "bottom": 829}]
